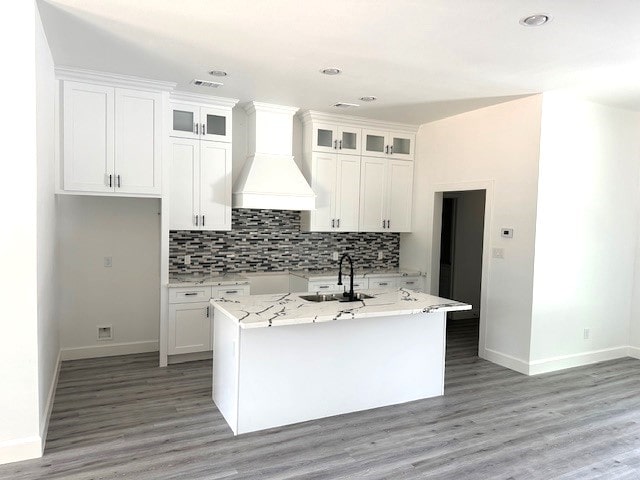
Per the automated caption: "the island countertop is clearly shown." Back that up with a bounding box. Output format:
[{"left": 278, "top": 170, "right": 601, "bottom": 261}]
[{"left": 210, "top": 288, "right": 471, "bottom": 329}]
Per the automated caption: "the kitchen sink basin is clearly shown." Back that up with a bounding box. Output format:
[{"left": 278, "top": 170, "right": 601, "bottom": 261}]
[{"left": 300, "top": 292, "right": 374, "bottom": 303}]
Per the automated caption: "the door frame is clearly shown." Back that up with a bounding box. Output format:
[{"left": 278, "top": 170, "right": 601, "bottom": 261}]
[{"left": 429, "top": 180, "right": 493, "bottom": 359}]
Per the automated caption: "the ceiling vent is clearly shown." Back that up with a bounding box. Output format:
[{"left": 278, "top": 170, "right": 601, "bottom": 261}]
[
  {"left": 192, "top": 79, "right": 223, "bottom": 88},
  {"left": 332, "top": 102, "right": 360, "bottom": 108}
]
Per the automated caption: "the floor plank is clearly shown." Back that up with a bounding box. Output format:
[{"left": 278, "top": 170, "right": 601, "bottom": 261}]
[{"left": 2, "top": 318, "right": 640, "bottom": 479}]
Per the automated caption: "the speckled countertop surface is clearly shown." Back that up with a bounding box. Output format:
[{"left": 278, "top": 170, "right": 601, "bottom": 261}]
[{"left": 211, "top": 288, "right": 469, "bottom": 329}]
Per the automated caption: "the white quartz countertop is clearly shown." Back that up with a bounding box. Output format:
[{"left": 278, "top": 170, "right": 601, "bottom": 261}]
[
  {"left": 211, "top": 288, "right": 470, "bottom": 329},
  {"left": 168, "top": 273, "right": 249, "bottom": 287},
  {"left": 289, "top": 268, "right": 422, "bottom": 281}
]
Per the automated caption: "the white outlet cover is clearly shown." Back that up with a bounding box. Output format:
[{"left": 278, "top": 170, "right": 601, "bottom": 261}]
[
  {"left": 184, "top": 255, "right": 191, "bottom": 265},
  {"left": 104, "top": 256, "right": 112, "bottom": 267},
  {"left": 332, "top": 252, "right": 339, "bottom": 261},
  {"left": 378, "top": 251, "right": 384, "bottom": 260}
]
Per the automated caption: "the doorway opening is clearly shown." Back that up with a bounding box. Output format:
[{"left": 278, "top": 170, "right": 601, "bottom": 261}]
[{"left": 437, "top": 190, "right": 486, "bottom": 361}]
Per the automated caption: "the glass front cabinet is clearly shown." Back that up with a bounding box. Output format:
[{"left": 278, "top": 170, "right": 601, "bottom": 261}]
[
  {"left": 362, "top": 129, "right": 415, "bottom": 160},
  {"left": 311, "top": 123, "right": 361, "bottom": 155},
  {"left": 170, "top": 103, "right": 232, "bottom": 143}
]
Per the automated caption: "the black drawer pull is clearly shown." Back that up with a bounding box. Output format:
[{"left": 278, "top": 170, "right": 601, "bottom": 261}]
[{"left": 184, "top": 292, "right": 198, "bottom": 296}]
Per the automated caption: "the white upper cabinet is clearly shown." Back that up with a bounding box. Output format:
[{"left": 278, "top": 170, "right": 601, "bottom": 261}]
[
  {"left": 362, "top": 129, "right": 415, "bottom": 160},
  {"left": 170, "top": 103, "right": 232, "bottom": 143},
  {"left": 115, "top": 88, "right": 162, "bottom": 195},
  {"left": 359, "top": 157, "right": 413, "bottom": 232},
  {"left": 59, "top": 69, "right": 173, "bottom": 197},
  {"left": 302, "top": 153, "right": 360, "bottom": 231},
  {"left": 169, "top": 138, "right": 232, "bottom": 231},
  {"left": 300, "top": 110, "right": 416, "bottom": 233},
  {"left": 63, "top": 81, "right": 115, "bottom": 193},
  {"left": 311, "top": 123, "right": 361, "bottom": 155}
]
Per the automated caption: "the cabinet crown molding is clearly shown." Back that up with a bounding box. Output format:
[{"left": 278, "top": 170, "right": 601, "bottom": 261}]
[
  {"left": 170, "top": 91, "right": 239, "bottom": 109},
  {"left": 243, "top": 102, "right": 299, "bottom": 116},
  {"left": 55, "top": 66, "right": 177, "bottom": 91},
  {"left": 299, "top": 110, "right": 418, "bottom": 133}
]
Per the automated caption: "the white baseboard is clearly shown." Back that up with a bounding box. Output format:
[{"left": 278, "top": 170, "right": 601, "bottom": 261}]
[
  {"left": 528, "top": 346, "right": 628, "bottom": 375},
  {"left": 39, "top": 349, "right": 62, "bottom": 451},
  {"left": 627, "top": 346, "right": 640, "bottom": 359},
  {"left": 168, "top": 351, "right": 212, "bottom": 364},
  {"left": 481, "top": 348, "right": 530, "bottom": 375},
  {"left": 0, "top": 436, "right": 42, "bottom": 465},
  {"left": 61, "top": 340, "right": 159, "bottom": 361}
]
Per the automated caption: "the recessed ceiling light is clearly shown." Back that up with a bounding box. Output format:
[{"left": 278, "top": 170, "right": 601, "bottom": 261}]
[
  {"left": 519, "top": 14, "right": 551, "bottom": 27},
  {"left": 359, "top": 96, "right": 377, "bottom": 102},
  {"left": 332, "top": 102, "right": 359, "bottom": 108},
  {"left": 208, "top": 69, "right": 228, "bottom": 77},
  {"left": 192, "top": 79, "right": 223, "bottom": 88},
  {"left": 320, "top": 67, "right": 342, "bottom": 75}
]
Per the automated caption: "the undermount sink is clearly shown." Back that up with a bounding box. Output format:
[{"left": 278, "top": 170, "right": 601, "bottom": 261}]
[{"left": 300, "top": 292, "right": 374, "bottom": 303}]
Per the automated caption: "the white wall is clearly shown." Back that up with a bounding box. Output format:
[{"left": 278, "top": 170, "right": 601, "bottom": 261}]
[
  {"left": 445, "top": 190, "right": 485, "bottom": 320},
  {"left": 0, "top": 0, "right": 42, "bottom": 464},
  {"left": 401, "top": 95, "right": 543, "bottom": 369},
  {"left": 58, "top": 196, "right": 160, "bottom": 359},
  {"left": 530, "top": 93, "right": 640, "bottom": 372},
  {"left": 35, "top": 3, "right": 60, "bottom": 451}
]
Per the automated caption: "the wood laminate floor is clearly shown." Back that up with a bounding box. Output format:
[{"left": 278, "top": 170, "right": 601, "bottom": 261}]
[{"left": 3, "top": 318, "right": 640, "bottom": 479}]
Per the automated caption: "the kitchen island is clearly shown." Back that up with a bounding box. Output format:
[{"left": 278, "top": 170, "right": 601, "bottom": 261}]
[{"left": 210, "top": 289, "right": 470, "bottom": 435}]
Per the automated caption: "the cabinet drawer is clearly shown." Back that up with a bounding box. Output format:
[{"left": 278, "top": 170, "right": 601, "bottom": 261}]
[
  {"left": 212, "top": 285, "right": 250, "bottom": 297},
  {"left": 346, "top": 277, "right": 369, "bottom": 290},
  {"left": 169, "top": 286, "right": 212, "bottom": 304},
  {"left": 400, "top": 277, "right": 422, "bottom": 290},
  {"left": 369, "top": 278, "right": 400, "bottom": 289},
  {"left": 307, "top": 281, "right": 341, "bottom": 293}
]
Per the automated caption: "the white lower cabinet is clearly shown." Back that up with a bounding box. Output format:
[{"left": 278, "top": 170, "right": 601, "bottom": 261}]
[
  {"left": 168, "top": 284, "right": 250, "bottom": 356},
  {"left": 168, "top": 302, "right": 212, "bottom": 355}
]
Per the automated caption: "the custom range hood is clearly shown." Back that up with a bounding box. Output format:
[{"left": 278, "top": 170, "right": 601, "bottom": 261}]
[{"left": 233, "top": 102, "right": 315, "bottom": 210}]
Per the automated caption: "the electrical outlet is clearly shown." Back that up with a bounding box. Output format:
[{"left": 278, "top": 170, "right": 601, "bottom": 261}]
[
  {"left": 378, "top": 251, "right": 384, "bottom": 260},
  {"left": 332, "top": 252, "right": 339, "bottom": 261},
  {"left": 184, "top": 255, "right": 191, "bottom": 265},
  {"left": 492, "top": 248, "right": 505, "bottom": 259},
  {"left": 583, "top": 328, "right": 590, "bottom": 340},
  {"left": 104, "top": 256, "right": 112, "bottom": 267}
]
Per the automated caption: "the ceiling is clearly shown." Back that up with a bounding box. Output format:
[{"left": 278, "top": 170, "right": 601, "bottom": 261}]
[{"left": 38, "top": 0, "right": 640, "bottom": 124}]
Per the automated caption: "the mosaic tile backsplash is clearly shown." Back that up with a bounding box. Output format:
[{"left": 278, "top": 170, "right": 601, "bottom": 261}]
[{"left": 169, "top": 209, "right": 400, "bottom": 275}]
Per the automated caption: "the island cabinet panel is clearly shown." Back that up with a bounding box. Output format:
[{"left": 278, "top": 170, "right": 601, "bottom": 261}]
[{"left": 213, "top": 308, "right": 447, "bottom": 435}]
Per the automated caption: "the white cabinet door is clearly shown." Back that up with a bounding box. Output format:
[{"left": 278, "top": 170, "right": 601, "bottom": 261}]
[
  {"left": 200, "top": 107, "right": 232, "bottom": 143},
  {"left": 312, "top": 123, "right": 338, "bottom": 154},
  {"left": 337, "top": 126, "right": 361, "bottom": 155},
  {"left": 335, "top": 155, "right": 361, "bottom": 231},
  {"left": 169, "top": 138, "right": 199, "bottom": 230},
  {"left": 115, "top": 88, "right": 162, "bottom": 195},
  {"left": 359, "top": 157, "right": 387, "bottom": 232},
  {"left": 199, "top": 141, "right": 232, "bottom": 231},
  {"left": 389, "top": 131, "right": 415, "bottom": 160},
  {"left": 63, "top": 81, "right": 115, "bottom": 192},
  {"left": 170, "top": 103, "right": 199, "bottom": 139},
  {"left": 386, "top": 160, "right": 413, "bottom": 232},
  {"left": 362, "top": 129, "right": 388, "bottom": 158},
  {"left": 309, "top": 152, "right": 337, "bottom": 231},
  {"left": 168, "top": 302, "right": 211, "bottom": 354}
]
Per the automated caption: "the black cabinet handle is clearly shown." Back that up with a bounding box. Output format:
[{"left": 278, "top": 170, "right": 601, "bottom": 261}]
[
  {"left": 339, "top": 140, "right": 342, "bottom": 149},
  {"left": 336, "top": 219, "right": 340, "bottom": 228},
  {"left": 184, "top": 292, "right": 198, "bottom": 296},
  {"left": 202, "top": 215, "right": 205, "bottom": 226},
  {"left": 195, "top": 215, "right": 199, "bottom": 226},
  {"left": 195, "top": 123, "right": 199, "bottom": 135},
  {"left": 385, "top": 145, "right": 389, "bottom": 154},
  {"left": 334, "top": 139, "right": 337, "bottom": 149},
  {"left": 109, "top": 174, "right": 112, "bottom": 187},
  {"left": 332, "top": 219, "right": 335, "bottom": 228},
  {"left": 202, "top": 123, "right": 206, "bottom": 135},
  {"left": 206, "top": 306, "right": 210, "bottom": 317},
  {"left": 117, "top": 175, "right": 121, "bottom": 188}
]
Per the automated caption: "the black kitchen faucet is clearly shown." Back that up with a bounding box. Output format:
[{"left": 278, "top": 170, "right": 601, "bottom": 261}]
[{"left": 337, "top": 253, "right": 355, "bottom": 301}]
